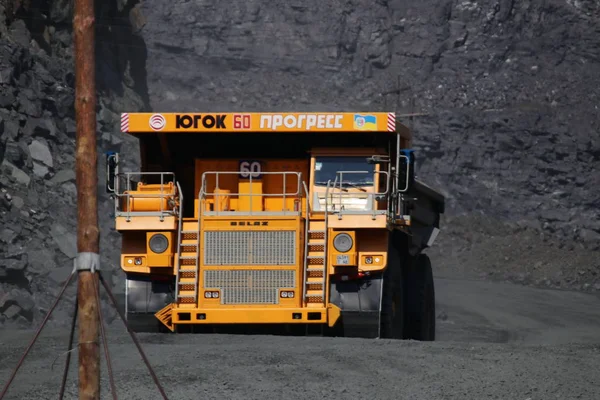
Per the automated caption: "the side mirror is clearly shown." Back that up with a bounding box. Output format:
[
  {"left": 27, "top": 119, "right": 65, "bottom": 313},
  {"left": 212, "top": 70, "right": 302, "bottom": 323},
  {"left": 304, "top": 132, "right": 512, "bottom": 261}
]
[
  {"left": 106, "top": 152, "right": 119, "bottom": 193},
  {"left": 397, "top": 149, "right": 415, "bottom": 193}
]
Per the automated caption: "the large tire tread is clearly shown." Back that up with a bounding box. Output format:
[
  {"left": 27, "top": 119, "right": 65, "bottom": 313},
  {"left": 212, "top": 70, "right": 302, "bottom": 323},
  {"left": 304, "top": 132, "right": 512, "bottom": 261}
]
[
  {"left": 380, "top": 246, "right": 405, "bottom": 339},
  {"left": 403, "top": 253, "right": 435, "bottom": 341}
]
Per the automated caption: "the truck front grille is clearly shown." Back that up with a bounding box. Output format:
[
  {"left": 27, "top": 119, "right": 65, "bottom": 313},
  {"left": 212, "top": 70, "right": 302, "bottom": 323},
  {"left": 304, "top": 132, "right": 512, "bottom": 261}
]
[
  {"left": 203, "top": 230, "right": 296, "bottom": 265},
  {"left": 203, "top": 269, "right": 296, "bottom": 304}
]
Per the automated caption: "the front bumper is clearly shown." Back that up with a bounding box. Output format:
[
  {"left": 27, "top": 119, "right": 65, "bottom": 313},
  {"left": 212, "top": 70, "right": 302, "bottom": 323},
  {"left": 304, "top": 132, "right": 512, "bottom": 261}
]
[{"left": 164, "top": 304, "right": 341, "bottom": 327}]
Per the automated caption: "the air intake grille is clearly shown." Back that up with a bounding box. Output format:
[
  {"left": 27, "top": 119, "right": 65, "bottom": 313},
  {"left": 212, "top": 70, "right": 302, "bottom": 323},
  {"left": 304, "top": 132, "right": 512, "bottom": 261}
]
[
  {"left": 204, "top": 230, "right": 296, "bottom": 265},
  {"left": 204, "top": 269, "right": 296, "bottom": 304}
]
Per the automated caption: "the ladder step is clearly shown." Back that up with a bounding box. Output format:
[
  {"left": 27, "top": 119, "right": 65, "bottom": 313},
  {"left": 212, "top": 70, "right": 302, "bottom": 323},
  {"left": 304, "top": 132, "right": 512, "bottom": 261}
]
[
  {"left": 179, "top": 255, "right": 197, "bottom": 259},
  {"left": 306, "top": 225, "right": 326, "bottom": 304},
  {"left": 177, "top": 294, "right": 195, "bottom": 298},
  {"left": 179, "top": 268, "right": 197, "bottom": 273},
  {"left": 181, "top": 230, "right": 198, "bottom": 234}
]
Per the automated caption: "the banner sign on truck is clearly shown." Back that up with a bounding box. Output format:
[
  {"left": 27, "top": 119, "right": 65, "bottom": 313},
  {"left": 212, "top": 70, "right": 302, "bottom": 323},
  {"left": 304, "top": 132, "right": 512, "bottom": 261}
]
[{"left": 121, "top": 112, "right": 397, "bottom": 133}]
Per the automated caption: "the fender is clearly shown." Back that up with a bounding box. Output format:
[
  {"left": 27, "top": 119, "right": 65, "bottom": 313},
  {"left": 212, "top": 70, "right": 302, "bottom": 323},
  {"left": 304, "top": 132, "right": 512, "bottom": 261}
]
[
  {"left": 329, "top": 275, "right": 383, "bottom": 338},
  {"left": 125, "top": 274, "right": 174, "bottom": 316}
]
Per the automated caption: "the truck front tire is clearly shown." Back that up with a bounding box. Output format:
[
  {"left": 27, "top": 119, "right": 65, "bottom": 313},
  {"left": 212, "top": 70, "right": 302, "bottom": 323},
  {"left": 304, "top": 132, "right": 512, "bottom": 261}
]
[
  {"left": 380, "top": 249, "right": 405, "bottom": 339},
  {"left": 403, "top": 253, "right": 435, "bottom": 341}
]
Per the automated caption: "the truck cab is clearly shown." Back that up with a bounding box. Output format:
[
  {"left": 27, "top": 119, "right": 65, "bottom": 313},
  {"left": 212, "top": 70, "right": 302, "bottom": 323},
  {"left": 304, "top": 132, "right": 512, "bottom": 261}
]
[{"left": 108, "top": 112, "right": 444, "bottom": 339}]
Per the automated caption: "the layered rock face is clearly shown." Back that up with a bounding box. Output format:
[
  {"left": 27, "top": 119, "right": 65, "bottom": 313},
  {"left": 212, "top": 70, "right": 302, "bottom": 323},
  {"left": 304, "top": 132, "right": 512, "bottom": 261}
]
[{"left": 1, "top": 0, "right": 599, "bottom": 327}]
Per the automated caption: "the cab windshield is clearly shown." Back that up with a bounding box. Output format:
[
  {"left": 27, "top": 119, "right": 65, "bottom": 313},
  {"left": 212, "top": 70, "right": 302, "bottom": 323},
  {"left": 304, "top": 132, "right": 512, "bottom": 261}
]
[{"left": 314, "top": 156, "right": 375, "bottom": 187}]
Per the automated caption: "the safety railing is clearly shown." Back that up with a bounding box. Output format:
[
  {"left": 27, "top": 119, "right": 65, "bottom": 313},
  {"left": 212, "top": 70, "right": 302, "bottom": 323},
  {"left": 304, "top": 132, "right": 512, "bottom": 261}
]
[
  {"left": 319, "top": 170, "right": 390, "bottom": 219},
  {"left": 174, "top": 180, "right": 185, "bottom": 300},
  {"left": 323, "top": 179, "right": 331, "bottom": 304},
  {"left": 389, "top": 154, "right": 410, "bottom": 221},
  {"left": 301, "top": 180, "right": 313, "bottom": 303},
  {"left": 198, "top": 171, "right": 304, "bottom": 216},
  {"left": 113, "top": 171, "right": 180, "bottom": 222}
]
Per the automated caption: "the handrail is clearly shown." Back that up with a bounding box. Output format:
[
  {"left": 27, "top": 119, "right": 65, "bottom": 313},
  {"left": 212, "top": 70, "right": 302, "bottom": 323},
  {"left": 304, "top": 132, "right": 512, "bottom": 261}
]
[
  {"left": 198, "top": 171, "right": 304, "bottom": 216},
  {"left": 323, "top": 179, "right": 331, "bottom": 306},
  {"left": 174, "top": 181, "right": 184, "bottom": 301},
  {"left": 313, "top": 170, "right": 390, "bottom": 218},
  {"left": 301, "top": 180, "right": 311, "bottom": 219},
  {"left": 329, "top": 175, "right": 338, "bottom": 212},
  {"left": 386, "top": 154, "right": 411, "bottom": 220},
  {"left": 333, "top": 170, "right": 390, "bottom": 196},
  {"left": 113, "top": 171, "right": 177, "bottom": 221},
  {"left": 388, "top": 170, "right": 398, "bottom": 224},
  {"left": 396, "top": 154, "right": 411, "bottom": 193},
  {"left": 195, "top": 191, "right": 201, "bottom": 303},
  {"left": 333, "top": 170, "right": 390, "bottom": 219},
  {"left": 199, "top": 171, "right": 302, "bottom": 198},
  {"left": 301, "top": 180, "right": 312, "bottom": 305}
]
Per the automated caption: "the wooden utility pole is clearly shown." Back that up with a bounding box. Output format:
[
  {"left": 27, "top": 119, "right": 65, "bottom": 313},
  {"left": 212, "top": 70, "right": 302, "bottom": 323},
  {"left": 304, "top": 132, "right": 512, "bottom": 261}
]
[{"left": 73, "top": 0, "right": 101, "bottom": 397}]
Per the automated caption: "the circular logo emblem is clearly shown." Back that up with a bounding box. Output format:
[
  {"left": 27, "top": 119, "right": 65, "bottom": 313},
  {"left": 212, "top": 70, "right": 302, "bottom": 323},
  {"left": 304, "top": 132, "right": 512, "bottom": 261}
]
[
  {"left": 356, "top": 116, "right": 365, "bottom": 128},
  {"left": 149, "top": 114, "right": 166, "bottom": 131}
]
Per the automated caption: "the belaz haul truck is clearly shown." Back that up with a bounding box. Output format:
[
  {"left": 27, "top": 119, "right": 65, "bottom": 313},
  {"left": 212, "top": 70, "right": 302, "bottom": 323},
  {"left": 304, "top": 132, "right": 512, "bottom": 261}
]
[{"left": 107, "top": 111, "right": 445, "bottom": 340}]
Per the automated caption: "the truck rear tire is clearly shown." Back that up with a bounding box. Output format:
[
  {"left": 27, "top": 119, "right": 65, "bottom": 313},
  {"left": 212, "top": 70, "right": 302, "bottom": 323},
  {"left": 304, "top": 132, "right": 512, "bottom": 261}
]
[{"left": 403, "top": 253, "right": 435, "bottom": 341}]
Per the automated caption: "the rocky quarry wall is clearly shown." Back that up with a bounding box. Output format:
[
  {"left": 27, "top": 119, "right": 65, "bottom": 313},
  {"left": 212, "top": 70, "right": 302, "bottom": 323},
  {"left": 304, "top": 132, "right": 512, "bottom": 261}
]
[{"left": 0, "top": 0, "right": 599, "bottom": 328}]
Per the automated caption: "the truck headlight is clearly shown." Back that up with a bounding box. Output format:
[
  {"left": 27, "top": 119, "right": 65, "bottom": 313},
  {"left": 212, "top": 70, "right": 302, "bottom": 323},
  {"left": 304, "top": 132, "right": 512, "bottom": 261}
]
[
  {"left": 149, "top": 233, "right": 168, "bottom": 254},
  {"left": 333, "top": 233, "right": 353, "bottom": 253}
]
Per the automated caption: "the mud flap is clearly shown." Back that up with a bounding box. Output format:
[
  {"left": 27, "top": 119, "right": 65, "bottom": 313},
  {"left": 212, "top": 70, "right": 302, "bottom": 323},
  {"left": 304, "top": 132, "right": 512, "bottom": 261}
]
[
  {"left": 125, "top": 275, "right": 174, "bottom": 331},
  {"left": 329, "top": 275, "right": 383, "bottom": 338}
]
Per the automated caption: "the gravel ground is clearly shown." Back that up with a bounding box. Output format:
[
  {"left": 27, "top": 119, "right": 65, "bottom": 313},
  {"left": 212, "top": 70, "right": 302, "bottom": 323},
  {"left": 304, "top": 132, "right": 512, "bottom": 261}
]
[
  {"left": 2, "top": 0, "right": 600, "bottom": 330},
  {"left": 429, "top": 215, "right": 600, "bottom": 293},
  {"left": 1, "top": 277, "right": 599, "bottom": 400}
]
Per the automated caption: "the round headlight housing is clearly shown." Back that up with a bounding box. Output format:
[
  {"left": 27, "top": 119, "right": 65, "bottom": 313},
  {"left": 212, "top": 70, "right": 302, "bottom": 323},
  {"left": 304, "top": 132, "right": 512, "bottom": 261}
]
[
  {"left": 333, "top": 233, "right": 353, "bottom": 253},
  {"left": 149, "top": 233, "right": 168, "bottom": 254}
]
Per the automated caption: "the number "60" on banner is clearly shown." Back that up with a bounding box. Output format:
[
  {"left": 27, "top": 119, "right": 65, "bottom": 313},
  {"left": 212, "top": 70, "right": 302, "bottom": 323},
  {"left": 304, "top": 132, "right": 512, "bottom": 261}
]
[{"left": 239, "top": 160, "right": 262, "bottom": 179}]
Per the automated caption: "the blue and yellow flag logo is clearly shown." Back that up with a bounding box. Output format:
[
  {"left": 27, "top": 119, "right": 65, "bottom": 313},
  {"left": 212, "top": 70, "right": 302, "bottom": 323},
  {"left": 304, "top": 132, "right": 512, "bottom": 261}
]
[{"left": 353, "top": 114, "right": 378, "bottom": 131}]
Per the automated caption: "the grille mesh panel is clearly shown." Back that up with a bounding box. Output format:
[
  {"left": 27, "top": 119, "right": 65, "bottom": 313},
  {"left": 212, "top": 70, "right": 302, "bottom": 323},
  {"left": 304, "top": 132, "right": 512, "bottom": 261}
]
[
  {"left": 204, "top": 230, "right": 296, "bottom": 265},
  {"left": 204, "top": 269, "right": 296, "bottom": 304}
]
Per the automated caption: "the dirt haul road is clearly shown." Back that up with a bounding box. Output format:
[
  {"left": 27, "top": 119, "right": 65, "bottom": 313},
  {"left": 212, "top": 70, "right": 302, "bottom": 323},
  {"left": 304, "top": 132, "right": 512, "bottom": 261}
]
[{"left": 1, "top": 277, "right": 600, "bottom": 400}]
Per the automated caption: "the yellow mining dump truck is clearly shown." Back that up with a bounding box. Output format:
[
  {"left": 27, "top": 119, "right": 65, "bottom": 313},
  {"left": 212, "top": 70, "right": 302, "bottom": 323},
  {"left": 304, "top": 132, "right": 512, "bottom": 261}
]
[{"left": 107, "top": 111, "right": 445, "bottom": 340}]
